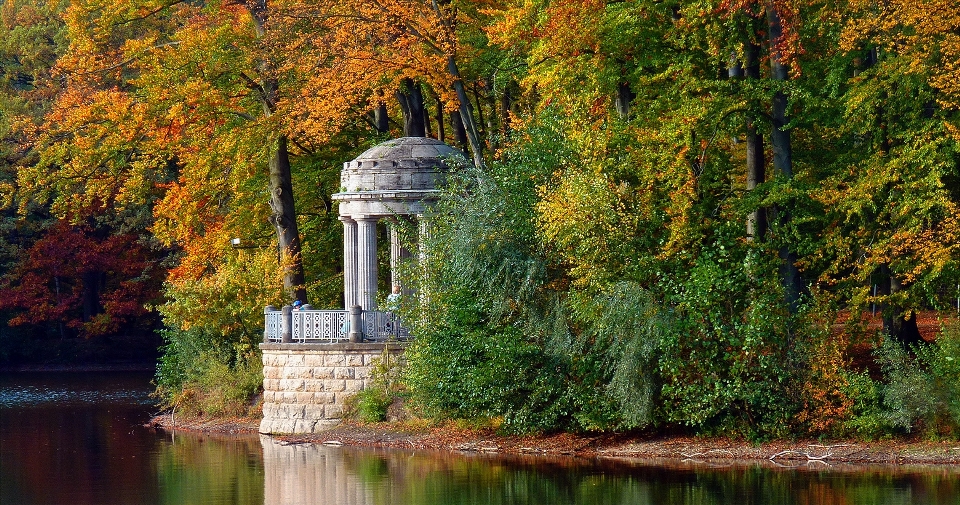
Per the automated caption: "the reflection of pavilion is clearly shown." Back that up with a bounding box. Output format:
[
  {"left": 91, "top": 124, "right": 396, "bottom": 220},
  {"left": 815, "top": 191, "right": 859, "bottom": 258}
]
[
  {"left": 261, "top": 436, "right": 375, "bottom": 505},
  {"left": 263, "top": 137, "right": 464, "bottom": 343}
]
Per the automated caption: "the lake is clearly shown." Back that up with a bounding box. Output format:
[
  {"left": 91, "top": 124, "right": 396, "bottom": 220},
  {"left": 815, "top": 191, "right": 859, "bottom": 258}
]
[{"left": 1, "top": 371, "right": 958, "bottom": 505}]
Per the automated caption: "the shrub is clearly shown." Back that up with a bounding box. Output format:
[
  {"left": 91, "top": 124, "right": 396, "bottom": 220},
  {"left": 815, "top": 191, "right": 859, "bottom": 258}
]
[
  {"left": 876, "top": 323, "right": 960, "bottom": 437},
  {"left": 347, "top": 347, "right": 406, "bottom": 423},
  {"left": 155, "top": 328, "right": 262, "bottom": 417}
]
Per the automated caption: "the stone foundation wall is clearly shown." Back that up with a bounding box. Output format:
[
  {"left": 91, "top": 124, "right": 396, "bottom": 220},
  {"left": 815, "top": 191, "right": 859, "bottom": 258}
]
[{"left": 259, "top": 343, "right": 405, "bottom": 434}]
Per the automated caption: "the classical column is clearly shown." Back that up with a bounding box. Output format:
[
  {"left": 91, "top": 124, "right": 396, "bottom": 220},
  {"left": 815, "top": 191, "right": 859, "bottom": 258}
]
[
  {"left": 340, "top": 216, "right": 358, "bottom": 309},
  {"left": 356, "top": 216, "right": 379, "bottom": 310},
  {"left": 389, "top": 221, "right": 401, "bottom": 290},
  {"left": 417, "top": 215, "right": 430, "bottom": 263}
]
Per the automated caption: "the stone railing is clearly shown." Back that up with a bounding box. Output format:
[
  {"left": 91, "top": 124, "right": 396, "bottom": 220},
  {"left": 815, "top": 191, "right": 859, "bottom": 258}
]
[{"left": 263, "top": 305, "right": 411, "bottom": 343}]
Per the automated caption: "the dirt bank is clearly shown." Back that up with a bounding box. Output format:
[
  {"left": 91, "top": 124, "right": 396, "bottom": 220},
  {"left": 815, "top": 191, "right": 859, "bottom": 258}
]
[{"left": 147, "top": 414, "right": 960, "bottom": 466}]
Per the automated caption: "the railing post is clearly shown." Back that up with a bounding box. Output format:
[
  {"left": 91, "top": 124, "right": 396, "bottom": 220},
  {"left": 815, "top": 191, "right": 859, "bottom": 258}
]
[
  {"left": 349, "top": 305, "right": 363, "bottom": 343},
  {"left": 263, "top": 305, "right": 276, "bottom": 343},
  {"left": 281, "top": 305, "right": 293, "bottom": 343}
]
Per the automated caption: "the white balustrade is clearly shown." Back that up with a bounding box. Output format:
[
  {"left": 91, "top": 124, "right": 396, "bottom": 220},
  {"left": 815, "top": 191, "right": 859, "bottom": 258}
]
[{"left": 264, "top": 308, "right": 410, "bottom": 343}]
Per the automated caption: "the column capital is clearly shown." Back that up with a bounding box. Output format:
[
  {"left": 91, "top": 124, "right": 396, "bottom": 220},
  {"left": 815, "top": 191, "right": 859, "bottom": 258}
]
[{"left": 338, "top": 215, "right": 356, "bottom": 223}]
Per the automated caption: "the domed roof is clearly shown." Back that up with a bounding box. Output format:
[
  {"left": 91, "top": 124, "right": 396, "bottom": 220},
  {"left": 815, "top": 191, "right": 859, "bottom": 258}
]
[{"left": 345, "top": 137, "right": 465, "bottom": 171}]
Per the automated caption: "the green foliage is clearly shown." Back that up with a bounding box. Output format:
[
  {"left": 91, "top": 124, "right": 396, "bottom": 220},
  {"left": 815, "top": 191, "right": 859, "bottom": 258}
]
[
  {"left": 156, "top": 327, "right": 262, "bottom": 417},
  {"left": 875, "top": 325, "right": 960, "bottom": 437},
  {"left": 348, "top": 348, "right": 405, "bottom": 423},
  {"left": 842, "top": 371, "right": 890, "bottom": 439},
  {"left": 351, "top": 387, "right": 393, "bottom": 423},
  {"left": 405, "top": 291, "right": 572, "bottom": 433},
  {"left": 655, "top": 237, "right": 799, "bottom": 438}
]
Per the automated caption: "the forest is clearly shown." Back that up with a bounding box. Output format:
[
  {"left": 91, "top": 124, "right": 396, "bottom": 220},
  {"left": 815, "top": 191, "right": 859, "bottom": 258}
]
[{"left": 0, "top": 0, "right": 959, "bottom": 439}]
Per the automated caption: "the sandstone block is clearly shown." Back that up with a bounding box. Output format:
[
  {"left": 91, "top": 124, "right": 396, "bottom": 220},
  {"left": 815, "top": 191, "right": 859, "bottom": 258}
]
[
  {"left": 280, "top": 379, "right": 305, "bottom": 392},
  {"left": 334, "top": 367, "right": 354, "bottom": 379},
  {"left": 346, "top": 354, "right": 365, "bottom": 366},
  {"left": 303, "top": 353, "right": 325, "bottom": 367},
  {"left": 304, "top": 404, "right": 325, "bottom": 420},
  {"left": 289, "top": 405, "right": 307, "bottom": 420},
  {"left": 323, "top": 379, "right": 346, "bottom": 392},
  {"left": 304, "top": 380, "right": 325, "bottom": 392},
  {"left": 315, "top": 392, "right": 336, "bottom": 404},
  {"left": 325, "top": 404, "right": 344, "bottom": 419},
  {"left": 294, "top": 419, "right": 318, "bottom": 434},
  {"left": 313, "top": 367, "right": 335, "bottom": 379},
  {"left": 325, "top": 354, "right": 346, "bottom": 366}
]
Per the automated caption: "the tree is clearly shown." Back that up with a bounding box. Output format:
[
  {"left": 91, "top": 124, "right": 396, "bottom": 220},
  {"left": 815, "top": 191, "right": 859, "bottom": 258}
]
[{"left": 0, "top": 220, "right": 160, "bottom": 337}]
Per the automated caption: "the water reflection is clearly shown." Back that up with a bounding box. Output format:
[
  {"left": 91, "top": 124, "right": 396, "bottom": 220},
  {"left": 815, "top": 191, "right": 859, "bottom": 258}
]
[
  {"left": 3, "top": 372, "right": 960, "bottom": 505},
  {"left": 0, "top": 372, "right": 265, "bottom": 505},
  {"left": 155, "top": 433, "right": 264, "bottom": 505},
  {"left": 261, "top": 437, "right": 960, "bottom": 505}
]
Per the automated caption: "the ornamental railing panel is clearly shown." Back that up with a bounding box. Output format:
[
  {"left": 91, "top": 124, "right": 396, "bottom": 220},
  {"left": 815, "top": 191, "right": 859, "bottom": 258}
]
[
  {"left": 362, "top": 311, "right": 412, "bottom": 342},
  {"left": 264, "top": 311, "right": 283, "bottom": 341},
  {"left": 263, "top": 308, "right": 411, "bottom": 343},
  {"left": 293, "top": 310, "right": 349, "bottom": 343}
]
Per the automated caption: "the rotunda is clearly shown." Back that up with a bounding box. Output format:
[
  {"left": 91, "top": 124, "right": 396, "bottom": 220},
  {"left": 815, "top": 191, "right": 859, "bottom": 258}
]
[{"left": 332, "top": 137, "right": 465, "bottom": 310}]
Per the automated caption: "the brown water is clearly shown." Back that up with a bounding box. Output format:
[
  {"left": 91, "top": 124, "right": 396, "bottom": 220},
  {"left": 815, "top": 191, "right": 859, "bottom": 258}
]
[{"left": 2, "top": 372, "right": 959, "bottom": 505}]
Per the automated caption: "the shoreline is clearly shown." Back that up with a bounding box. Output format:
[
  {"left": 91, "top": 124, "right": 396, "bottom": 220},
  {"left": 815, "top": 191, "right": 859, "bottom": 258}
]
[
  {"left": 0, "top": 364, "right": 156, "bottom": 373},
  {"left": 147, "top": 414, "right": 960, "bottom": 466}
]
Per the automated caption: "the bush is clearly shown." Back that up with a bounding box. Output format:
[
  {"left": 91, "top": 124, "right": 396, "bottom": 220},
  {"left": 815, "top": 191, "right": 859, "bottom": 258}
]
[
  {"left": 404, "top": 292, "right": 573, "bottom": 433},
  {"left": 876, "top": 323, "right": 960, "bottom": 437},
  {"left": 155, "top": 327, "right": 262, "bottom": 417},
  {"left": 351, "top": 388, "right": 393, "bottom": 423},
  {"left": 347, "top": 347, "right": 406, "bottom": 423}
]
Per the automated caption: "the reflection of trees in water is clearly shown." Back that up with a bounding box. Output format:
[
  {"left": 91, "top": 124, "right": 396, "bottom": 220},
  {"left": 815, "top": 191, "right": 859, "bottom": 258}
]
[
  {"left": 260, "top": 437, "right": 960, "bottom": 505},
  {"left": 154, "top": 433, "right": 264, "bottom": 505}
]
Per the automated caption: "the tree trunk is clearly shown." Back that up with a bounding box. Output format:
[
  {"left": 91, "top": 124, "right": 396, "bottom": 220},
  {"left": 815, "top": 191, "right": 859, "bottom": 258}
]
[
  {"left": 373, "top": 101, "right": 389, "bottom": 134},
  {"left": 248, "top": 1, "right": 308, "bottom": 303},
  {"left": 450, "top": 109, "right": 468, "bottom": 153},
  {"left": 396, "top": 78, "right": 426, "bottom": 137},
  {"left": 269, "top": 136, "right": 307, "bottom": 303},
  {"left": 615, "top": 81, "right": 635, "bottom": 119},
  {"left": 434, "top": 92, "right": 445, "bottom": 142},
  {"left": 744, "top": 42, "right": 767, "bottom": 241},
  {"left": 81, "top": 270, "right": 102, "bottom": 322},
  {"left": 447, "top": 55, "right": 484, "bottom": 167},
  {"left": 767, "top": 3, "right": 802, "bottom": 313}
]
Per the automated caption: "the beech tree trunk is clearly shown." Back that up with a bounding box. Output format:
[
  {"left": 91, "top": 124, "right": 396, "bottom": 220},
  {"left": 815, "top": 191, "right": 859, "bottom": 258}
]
[
  {"left": 447, "top": 56, "right": 484, "bottom": 167},
  {"left": 744, "top": 43, "right": 767, "bottom": 241},
  {"left": 450, "top": 109, "right": 469, "bottom": 153},
  {"left": 249, "top": 1, "right": 308, "bottom": 303},
  {"left": 615, "top": 81, "right": 635, "bottom": 120},
  {"left": 434, "top": 92, "right": 446, "bottom": 142},
  {"left": 767, "top": 3, "right": 803, "bottom": 313},
  {"left": 396, "top": 78, "right": 426, "bottom": 137},
  {"left": 268, "top": 136, "right": 308, "bottom": 303},
  {"left": 373, "top": 101, "right": 389, "bottom": 134}
]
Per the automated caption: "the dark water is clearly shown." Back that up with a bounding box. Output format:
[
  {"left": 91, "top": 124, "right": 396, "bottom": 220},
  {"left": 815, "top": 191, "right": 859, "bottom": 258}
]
[{"left": 2, "top": 372, "right": 960, "bottom": 505}]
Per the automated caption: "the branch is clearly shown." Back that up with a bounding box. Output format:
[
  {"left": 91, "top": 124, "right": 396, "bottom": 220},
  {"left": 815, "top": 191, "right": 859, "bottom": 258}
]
[
  {"left": 237, "top": 71, "right": 269, "bottom": 106},
  {"left": 77, "top": 41, "right": 181, "bottom": 75},
  {"left": 227, "top": 110, "right": 256, "bottom": 121},
  {"left": 115, "top": 1, "right": 186, "bottom": 26}
]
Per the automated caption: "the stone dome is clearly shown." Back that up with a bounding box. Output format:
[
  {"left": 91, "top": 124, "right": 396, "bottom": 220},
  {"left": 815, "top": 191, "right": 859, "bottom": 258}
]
[
  {"left": 333, "top": 137, "right": 464, "bottom": 218},
  {"left": 340, "top": 137, "right": 465, "bottom": 192}
]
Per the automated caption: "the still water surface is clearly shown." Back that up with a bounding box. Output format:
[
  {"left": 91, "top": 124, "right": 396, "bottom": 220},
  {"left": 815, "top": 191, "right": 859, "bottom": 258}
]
[{"left": 1, "top": 372, "right": 959, "bottom": 505}]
